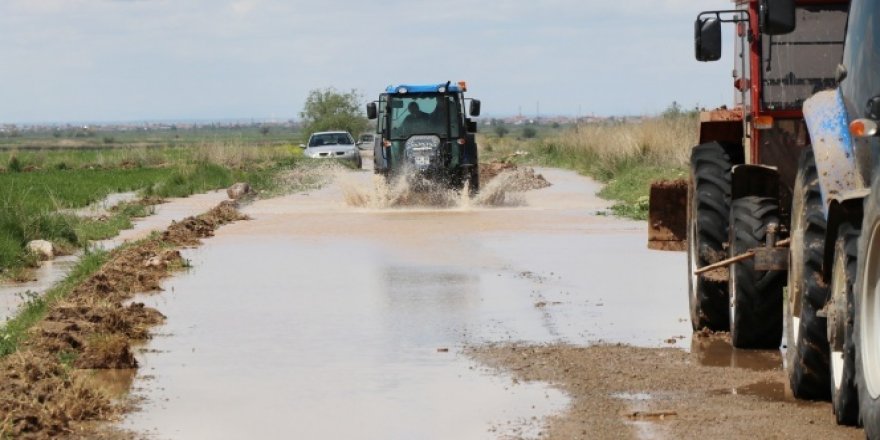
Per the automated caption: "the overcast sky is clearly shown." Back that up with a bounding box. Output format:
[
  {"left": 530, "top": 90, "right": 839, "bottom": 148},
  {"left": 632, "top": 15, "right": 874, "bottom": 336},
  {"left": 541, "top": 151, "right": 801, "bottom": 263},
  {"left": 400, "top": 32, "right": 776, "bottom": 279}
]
[{"left": 0, "top": 0, "right": 736, "bottom": 123}]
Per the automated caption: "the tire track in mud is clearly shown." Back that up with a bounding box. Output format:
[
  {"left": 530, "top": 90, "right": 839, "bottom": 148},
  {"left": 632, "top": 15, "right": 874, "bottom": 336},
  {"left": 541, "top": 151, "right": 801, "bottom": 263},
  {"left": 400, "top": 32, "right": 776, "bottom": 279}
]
[
  {"left": 0, "top": 201, "right": 246, "bottom": 439},
  {"left": 468, "top": 333, "right": 863, "bottom": 440}
]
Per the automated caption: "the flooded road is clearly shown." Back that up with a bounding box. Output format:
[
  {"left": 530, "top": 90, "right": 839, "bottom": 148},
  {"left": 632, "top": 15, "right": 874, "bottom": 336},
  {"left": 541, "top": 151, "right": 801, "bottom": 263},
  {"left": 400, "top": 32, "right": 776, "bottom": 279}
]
[{"left": 120, "top": 167, "right": 693, "bottom": 439}]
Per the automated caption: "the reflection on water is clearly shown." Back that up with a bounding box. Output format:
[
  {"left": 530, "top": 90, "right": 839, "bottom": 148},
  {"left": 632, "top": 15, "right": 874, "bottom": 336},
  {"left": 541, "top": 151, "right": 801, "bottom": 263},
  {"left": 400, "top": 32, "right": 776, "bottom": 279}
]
[
  {"left": 75, "top": 369, "right": 137, "bottom": 400},
  {"left": 0, "top": 256, "right": 78, "bottom": 322},
  {"left": 691, "top": 335, "right": 783, "bottom": 371},
  {"left": 121, "top": 239, "right": 568, "bottom": 439}
]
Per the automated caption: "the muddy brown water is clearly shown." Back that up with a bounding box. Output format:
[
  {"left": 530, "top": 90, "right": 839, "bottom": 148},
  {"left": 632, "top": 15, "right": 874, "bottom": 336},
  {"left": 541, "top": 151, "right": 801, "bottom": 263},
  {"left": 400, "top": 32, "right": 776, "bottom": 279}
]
[{"left": 114, "top": 167, "right": 701, "bottom": 439}]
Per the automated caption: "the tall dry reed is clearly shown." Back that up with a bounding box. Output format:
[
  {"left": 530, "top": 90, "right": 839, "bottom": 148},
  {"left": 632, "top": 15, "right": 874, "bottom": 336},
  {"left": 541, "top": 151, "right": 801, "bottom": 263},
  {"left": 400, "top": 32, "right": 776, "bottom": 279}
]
[{"left": 552, "top": 114, "right": 697, "bottom": 170}]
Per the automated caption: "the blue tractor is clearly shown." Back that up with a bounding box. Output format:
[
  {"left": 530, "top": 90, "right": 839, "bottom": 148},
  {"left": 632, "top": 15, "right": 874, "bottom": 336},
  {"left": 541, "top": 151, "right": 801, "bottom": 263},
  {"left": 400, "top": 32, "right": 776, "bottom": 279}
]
[
  {"left": 797, "top": 0, "right": 880, "bottom": 433},
  {"left": 366, "top": 82, "right": 482, "bottom": 193}
]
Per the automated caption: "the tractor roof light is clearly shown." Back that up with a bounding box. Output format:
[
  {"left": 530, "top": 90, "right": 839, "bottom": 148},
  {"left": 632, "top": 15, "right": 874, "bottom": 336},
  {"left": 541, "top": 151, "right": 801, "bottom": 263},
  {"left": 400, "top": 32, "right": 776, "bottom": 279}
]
[
  {"left": 754, "top": 115, "right": 774, "bottom": 130},
  {"left": 397, "top": 87, "right": 408, "bottom": 94},
  {"left": 851, "top": 119, "right": 879, "bottom": 138},
  {"left": 458, "top": 81, "right": 468, "bottom": 92}
]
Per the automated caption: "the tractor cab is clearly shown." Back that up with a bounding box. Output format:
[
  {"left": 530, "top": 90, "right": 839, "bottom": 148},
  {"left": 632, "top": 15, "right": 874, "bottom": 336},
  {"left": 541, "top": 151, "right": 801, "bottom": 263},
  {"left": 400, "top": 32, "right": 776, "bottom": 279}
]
[{"left": 367, "top": 82, "right": 481, "bottom": 193}]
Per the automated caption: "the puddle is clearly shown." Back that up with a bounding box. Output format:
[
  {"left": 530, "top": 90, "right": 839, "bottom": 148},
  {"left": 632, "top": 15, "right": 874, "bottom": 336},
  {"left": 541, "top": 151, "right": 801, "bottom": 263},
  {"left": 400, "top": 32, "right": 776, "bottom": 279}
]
[
  {"left": 691, "top": 335, "right": 783, "bottom": 371},
  {"left": 94, "top": 190, "right": 227, "bottom": 250},
  {"left": 69, "top": 191, "right": 140, "bottom": 217},
  {"left": 618, "top": 392, "right": 671, "bottom": 440},
  {"left": 613, "top": 392, "right": 654, "bottom": 401},
  {"left": 118, "top": 167, "right": 691, "bottom": 438},
  {"left": 712, "top": 380, "right": 801, "bottom": 404},
  {"left": 0, "top": 191, "right": 229, "bottom": 322}
]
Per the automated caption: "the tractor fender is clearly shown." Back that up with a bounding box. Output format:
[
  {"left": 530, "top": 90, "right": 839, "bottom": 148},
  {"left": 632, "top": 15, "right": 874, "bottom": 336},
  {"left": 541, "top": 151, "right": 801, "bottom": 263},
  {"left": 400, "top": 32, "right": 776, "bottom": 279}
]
[
  {"left": 822, "top": 189, "right": 870, "bottom": 279},
  {"left": 731, "top": 164, "right": 780, "bottom": 201},
  {"left": 803, "top": 89, "right": 862, "bottom": 215},
  {"left": 461, "top": 134, "right": 478, "bottom": 167}
]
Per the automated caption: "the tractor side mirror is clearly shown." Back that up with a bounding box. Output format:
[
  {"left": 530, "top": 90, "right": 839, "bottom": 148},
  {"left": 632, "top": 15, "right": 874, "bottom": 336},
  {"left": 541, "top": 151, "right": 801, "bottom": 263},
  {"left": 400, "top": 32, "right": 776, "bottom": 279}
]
[
  {"left": 469, "top": 100, "right": 482, "bottom": 117},
  {"left": 467, "top": 120, "right": 478, "bottom": 133},
  {"left": 760, "top": 0, "right": 796, "bottom": 35},
  {"left": 867, "top": 96, "right": 880, "bottom": 121},
  {"left": 366, "top": 102, "right": 377, "bottom": 120},
  {"left": 299, "top": 143, "right": 306, "bottom": 149},
  {"left": 695, "top": 17, "right": 722, "bottom": 62}
]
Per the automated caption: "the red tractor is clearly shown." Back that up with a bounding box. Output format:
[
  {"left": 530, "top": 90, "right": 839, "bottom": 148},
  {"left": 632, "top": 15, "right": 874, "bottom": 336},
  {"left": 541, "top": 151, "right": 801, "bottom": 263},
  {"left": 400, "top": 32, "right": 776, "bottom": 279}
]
[{"left": 649, "top": 0, "right": 855, "bottom": 419}]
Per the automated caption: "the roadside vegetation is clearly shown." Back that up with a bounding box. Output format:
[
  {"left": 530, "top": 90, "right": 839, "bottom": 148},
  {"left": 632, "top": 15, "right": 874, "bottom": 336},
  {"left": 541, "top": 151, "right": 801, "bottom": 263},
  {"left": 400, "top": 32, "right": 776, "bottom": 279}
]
[
  {"left": 0, "top": 140, "right": 302, "bottom": 280},
  {"left": 481, "top": 105, "right": 697, "bottom": 219}
]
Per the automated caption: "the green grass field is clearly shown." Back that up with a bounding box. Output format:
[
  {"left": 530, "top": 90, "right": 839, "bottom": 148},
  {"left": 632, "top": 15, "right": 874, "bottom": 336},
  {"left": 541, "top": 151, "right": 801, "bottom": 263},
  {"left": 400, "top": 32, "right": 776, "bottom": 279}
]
[{"left": 0, "top": 127, "right": 304, "bottom": 277}]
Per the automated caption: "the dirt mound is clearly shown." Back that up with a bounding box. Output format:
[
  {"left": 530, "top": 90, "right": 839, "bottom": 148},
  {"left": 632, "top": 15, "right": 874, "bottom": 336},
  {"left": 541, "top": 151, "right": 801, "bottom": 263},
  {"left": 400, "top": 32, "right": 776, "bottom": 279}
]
[
  {"left": 163, "top": 200, "right": 247, "bottom": 246},
  {"left": 479, "top": 162, "right": 517, "bottom": 182},
  {"left": 648, "top": 179, "right": 687, "bottom": 251},
  {"left": 0, "top": 201, "right": 247, "bottom": 439},
  {"left": 480, "top": 162, "right": 550, "bottom": 191},
  {"left": 473, "top": 165, "right": 552, "bottom": 207}
]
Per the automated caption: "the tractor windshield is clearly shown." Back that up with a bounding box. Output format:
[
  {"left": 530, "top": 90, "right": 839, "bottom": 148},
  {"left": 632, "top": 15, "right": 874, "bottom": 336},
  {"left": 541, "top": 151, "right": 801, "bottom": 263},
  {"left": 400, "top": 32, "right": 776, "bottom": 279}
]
[
  {"left": 761, "top": 5, "right": 848, "bottom": 111},
  {"left": 387, "top": 94, "right": 462, "bottom": 140}
]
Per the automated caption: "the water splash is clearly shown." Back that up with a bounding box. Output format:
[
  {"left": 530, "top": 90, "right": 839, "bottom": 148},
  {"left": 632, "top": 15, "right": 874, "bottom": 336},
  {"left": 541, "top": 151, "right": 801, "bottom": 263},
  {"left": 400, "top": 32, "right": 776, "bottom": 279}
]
[{"left": 341, "top": 167, "right": 550, "bottom": 209}]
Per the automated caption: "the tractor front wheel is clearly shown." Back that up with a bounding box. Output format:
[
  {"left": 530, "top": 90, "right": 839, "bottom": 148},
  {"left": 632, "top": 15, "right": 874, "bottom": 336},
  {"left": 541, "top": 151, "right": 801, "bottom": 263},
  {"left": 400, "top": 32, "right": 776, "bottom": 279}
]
[
  {"left": 829, "top": 223, "right": 860, "bottom": 425},
  {"left": 729, "top": 196, "right": 785, "bottom": 348},
  {"left": 687, "top": 142, "right": 733, "bottom": 331},
  {"left": 856, "top": 184, "right": 880, "bottom": 438}
]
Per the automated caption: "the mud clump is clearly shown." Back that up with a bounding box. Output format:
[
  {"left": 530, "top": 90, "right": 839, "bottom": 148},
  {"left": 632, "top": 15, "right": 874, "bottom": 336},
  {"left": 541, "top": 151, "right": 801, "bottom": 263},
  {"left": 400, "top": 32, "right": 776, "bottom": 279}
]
[
  {"left": 647, "top": 179, "right": 687, "bottom": 251},
  {"left": 0, "top": 201, "right": 247, "bottom": 439},
  {"left": 479, "top": 162, "right": 517, "bottom": 182},
  {"left": 473, "top": 165, "right": 552, "bottom": 207},
  {"left": 163, "top": 200, "right": 247, "bottom": 246}
]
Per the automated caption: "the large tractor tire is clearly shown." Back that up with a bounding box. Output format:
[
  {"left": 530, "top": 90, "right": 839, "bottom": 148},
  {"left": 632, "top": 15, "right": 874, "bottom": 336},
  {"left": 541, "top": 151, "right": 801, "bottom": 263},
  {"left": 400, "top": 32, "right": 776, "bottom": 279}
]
[
  {"left": 687, "top": 142, "right": 733, "bottom": 331},
  {"left": 856, "top": 186, "right": 880, "bottom": 438},
  {"left": 829, "top": 223, "right": 860, "bottom": 426},
  {"left": 786, "top": 148, "right": 832, "bottom": 400},
  {"left": 728, "top": 196, "right": 785, "bottom": 348},
  {"left": 467, "top": 165, "right": 480, "bottom": 196}
]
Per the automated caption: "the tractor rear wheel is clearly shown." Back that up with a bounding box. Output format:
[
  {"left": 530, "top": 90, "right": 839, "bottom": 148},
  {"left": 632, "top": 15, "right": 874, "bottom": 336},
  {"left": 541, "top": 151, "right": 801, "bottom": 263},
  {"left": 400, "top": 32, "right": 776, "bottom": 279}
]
[
  {"left": 687, "top": 142, "right": 733, "bottom": 331},
  {"left": 729, "top": 196, "right": 785, "bottom": 348},
  {"left": 786, "top": 148, "right": 832, "bottom": 400},
  {"left": 856, "top": 185, "right": 880, "bottom": 438},
  {"left": 468, "top": 165, "right": 480, "bottom": 196},
  {"left": 829, "top": 222, "right": 860, "bottom": 425}
]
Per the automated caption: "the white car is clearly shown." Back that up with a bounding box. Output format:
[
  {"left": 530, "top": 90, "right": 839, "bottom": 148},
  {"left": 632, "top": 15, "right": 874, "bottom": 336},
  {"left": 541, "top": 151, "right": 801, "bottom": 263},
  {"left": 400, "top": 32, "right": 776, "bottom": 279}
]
[
  {"left": 301, "top": 131, "right": 362, "bottom": 168},
  {"left": 356, "top": 133, "right": 377, "bottom": 151}
]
